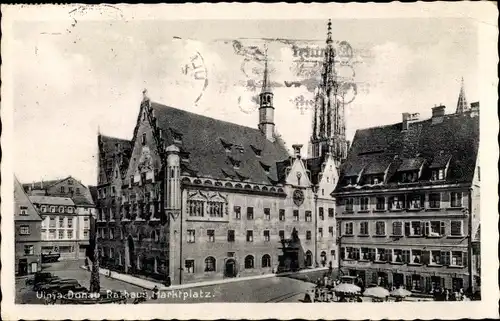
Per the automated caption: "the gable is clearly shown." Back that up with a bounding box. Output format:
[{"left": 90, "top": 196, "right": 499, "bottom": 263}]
[
  {"left": 14, "top": 176, "right": 42, "bottom": 221},
  {"left": 285, "top": 158, "right": 312, "bottom": 187},
  {"left": 317, "top": 156, "right": 339, "bottom": 197}
]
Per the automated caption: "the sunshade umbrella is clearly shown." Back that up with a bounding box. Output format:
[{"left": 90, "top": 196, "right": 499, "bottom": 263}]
[
  {"left": 333, "top": 283, "right": 361, "bottom": 295},
  {"left": 363, "top": 286, "right": 390, "bottom": 299},
  {"left": 390, "top": 288, "right": 412, "bottom": 298}
]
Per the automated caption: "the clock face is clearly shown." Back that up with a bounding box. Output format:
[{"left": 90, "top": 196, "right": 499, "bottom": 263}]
[{"left": 293, "top": 189, "right": 305, "bottom": 206}]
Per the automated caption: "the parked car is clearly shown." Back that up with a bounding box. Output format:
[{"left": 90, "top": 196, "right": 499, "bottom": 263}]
[
  {"left": 41, "top": 253, "right": 61, "bottom": 263},
  {"left": 339, "top": 276, "right": 357, "bottom": 284},
  {"left": 33, "top": 276, "right": 61, "bottom": 291}
]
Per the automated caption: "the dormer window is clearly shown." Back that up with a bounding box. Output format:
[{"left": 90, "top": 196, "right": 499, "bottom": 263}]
[
  {"left": 260, "top": 162, "right": 270, "bottom": 174},
  {"left": 220, "top": 139, "right": 233, "bottom": 152},
  {"left": 431, "top": 168, "right": 445, "bottom": 181},
  {"left": 19, "top": 206, "right": 28, "bottom": 215},
  {"left": 234, "top": 144, "right": 244, "bottom": 153},
  {"left": 400, "top": 171, "right": 418, "bottom": 183},
  {"left": 229, "top": 157, "right": 241, "bottom": 169},
  {"left": 250, "top": 145, "right": 262, "bottom": 157}
]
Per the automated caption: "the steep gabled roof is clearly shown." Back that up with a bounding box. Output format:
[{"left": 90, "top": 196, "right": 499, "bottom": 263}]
[
  {"left": 14, "top": 176, "right": 42, "bottom": 221},
  {"left": 98, "top": 134, "right": 133, "bottom": 180},
  {"left": 334, "top": 112, "right": 479, "bottom": 193},
  {"left": 23, "top": 179, "right": 60, "bottom": 191},
  {"left": 304, "top": 156, "right": 325, "bottom": 185},
  {"left": 29, "top": 195, "right": 75, "bottom": 206},
  {"left": 149, "top": 102, "right": 290, "bottom": 184}
]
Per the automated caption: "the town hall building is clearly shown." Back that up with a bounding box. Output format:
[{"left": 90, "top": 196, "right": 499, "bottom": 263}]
[{"left": 95, "top": 21, "right": 347, "bottom": 285}]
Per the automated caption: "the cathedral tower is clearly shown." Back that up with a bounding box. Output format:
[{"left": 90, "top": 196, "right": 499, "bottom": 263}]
[
  {"left": 456, "top": 77, "right": 469, "bottom": 114},
  {"left": 309, "top": 19, "right": 347, "bottom": 164}
]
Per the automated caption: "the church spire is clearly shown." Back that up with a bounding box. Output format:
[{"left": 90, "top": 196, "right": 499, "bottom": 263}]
[
  {"left": 309, "top": 19, "right": 347, "bottom": 164},
  {"left": 456, "top": 77, "right": 469, "bottom": 114},
  {"left": 261, "top": 46, "right": 272, "bottom": 94}
]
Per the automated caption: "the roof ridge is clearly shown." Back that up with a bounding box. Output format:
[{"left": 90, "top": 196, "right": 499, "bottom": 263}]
[{"left": 150, "top": 101, "right": 263, "bottom": 134}]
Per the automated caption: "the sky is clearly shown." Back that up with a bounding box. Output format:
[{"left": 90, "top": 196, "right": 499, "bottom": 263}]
[{"left": 12, "top": 17, "right": 479, "bottom": 186}]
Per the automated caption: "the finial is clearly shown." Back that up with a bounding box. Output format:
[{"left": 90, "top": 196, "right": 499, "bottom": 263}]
[
  {"left": 142, "top": 88, "right": 149, "bottom": 102},
  {"left": 326, "top": 19, "right": 333, "bottom": 44}
]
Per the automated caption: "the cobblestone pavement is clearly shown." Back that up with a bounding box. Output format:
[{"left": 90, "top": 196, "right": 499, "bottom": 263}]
[{"left": 16, "top": 260, "right": 314, "bottom": 304}]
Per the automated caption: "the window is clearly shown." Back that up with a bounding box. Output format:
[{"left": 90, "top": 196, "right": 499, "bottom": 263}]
[
  {"left": 207, "top": 230, "right": 215, "bottom": 242},
  {"left": 428, "top": 221, "right": 445, "bottom": 236},
  {"left": 361, "top": 248, "right": 370, "bottom": 260},
  {"left": 451, "top": 221, "right": 463, "bottom": 236},
  {"left": 328, "top": 208, "right": 334, "bottom": 218},
  {"left": 263, "top": 230, "right": 270, "bottom": 242},
  {"left": 279, "top": 230, "right": 285, "bottom": 240},
  {"left": 376, "top": 197, "right": 385, "bottom": 210},
  {"left": 410, "top": 221, "right": 422, "bottom": 236},
  {"left": 359, "top": 222, "right": 369, "bottom": 235},
  {"left": 67, "top": 207, "right": 74, "bottom": 214},
  {"left": 187, "top": 230, "right": 196, "bottom": 243},
  {"left": 345, "top": 198, "right": 354, "bottom": 212},
  {"left": 429, "top": 193, "right": 441, "bottom": 209},
  {"left": 376, "top": 248, "right": 386, "bottom": 262},
  {"left": 67, "top": 230, "right": 74, "bottom": 239},
  {"left": 84, "top": 230, "right": 89, "bottom": 238},
  {"left": 293, "top": 210, "right": 299, "bottom": 221},
  {"left": 204, "top": 256, "right": 216, "bottom": 272},
  {"left": 306, "top": 231, "right": 311, "bottom": 240},
  {"left": 360, "top": 197, "right": 369, "bottom": 211},
  {"left": 49, "top": 217, "right": 56, "bottom": 228},
  {"left": 19, "top": 206, "right": 28, "bottom": 215},
  {"left": 430, "top": 250, "right": 442, "bottom": 265},
  {"left": 69, "top": 187, "right": 74, "bottom": 194},
  {"left": 185, "top": 260, "right": 195, "bottom": 273},
  {"left": 49, "top": 230, "right": 56, "bottom": 240},
  {"left": 142, "top": 133, "right": 146, "bottom": 145},
  {"left": 345, "top": 222, "right": 353, "bottom": 235},
  {"left": 246, "top": 230, "right": 253, "bottom": 242},
  {"left": 60, "top": 186, "right": 65, "bottom": 193},
  {"left": 431, "top": 169, "right": 445, "bottom": 181},
  {"left": 76, "top": 187, "right": 81, "bottom": 194},
  {"left": 318, "top": 228, "right": 323, "bottom": 238},
  {"left": 305, "top": 211, "right": 312, "bottom": 222},
  {"left": 232, "top": 206, "right": 241, "bottom": 220},
  {"left": 227, "top": 230, "right": 235, "bottom": 242},
  {"left": 188, "top": 200, "right": 205, "bottom": 217},
  {"left": 59, "top": 206, "right": 65, "bottom": 213},
  {"left": 247, "top": 207, "right": 254, "bottom": 220},
  {"left": 411, "top": 250, "right": 422, "bottom": 264},
  {"left": 408, "top": 195, "right": 422, "bottom": 209},
  {"left": 264, "top": 208, "right": 270, "bottom": 220},
  {"left": 375, "top": 221, "right": 386, "bottom": 236},
  {"left": 58, "top": 230, "right": 64, "bottom": 239},
  {"left": 68, "top": 218, "right": 73, "bottom": 228},
  {"left": 244, "top": 255, "right": 254, "bottom": 269},
  {"left": 402, "top": 250, "right": 411, "bottom": 263},
  {"left": 20, "top": 225, "right": 30, "bottom": 235},
  {"left": 389, "top": 196, "right": 404, "bottom": 210},
  {"left": 41, "top": 205, "right": 47, "bottom": 212},
  {"left": 451, "top": 192, "right": 463, "bottom": 207},
  {"left": 59, "top": 217, "right": 65, "bottom": 228},
  {"left": 346, "top": 247, "right": 360, "bottom": 260},
  {"left": 279, "top": 209, "right": 285, "bottom": 221},
  {"left": 262, "top": 254, "right": 271, "bottom": 268},
  {"left": 329, "top": 226, "right": 334, "bottom": 237},
  {"left": 392, "top": 221, "right": 403, "bottom": 236},
  {"left": 451, "top": 251, "right": 464, "bottom": 266},
  {"left": 319, "top": 207, "right": 324, "bottom": 220},
  {"left": 393, "top": 249, "right": 403, "bottom": 263},
  {"left": 23, "top": 245, "right": 34, "bottom": 255}
]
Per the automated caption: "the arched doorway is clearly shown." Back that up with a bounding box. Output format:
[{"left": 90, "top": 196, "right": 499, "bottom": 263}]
[
  {"left": 305, "top": 250, "right": 313, "bottom": 267},
  {"left": 224, "top": 258, "right": 237, "bottom": 278},
  {"left": 124, "top": 235, "right": 135, "bottom": 273}
]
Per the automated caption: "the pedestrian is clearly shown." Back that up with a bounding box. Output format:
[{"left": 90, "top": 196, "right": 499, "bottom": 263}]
[
  {"left": 151, "top": 285, "right": 159, "bottom": 300},
  {"left": 328, "top": 261, "right": 333, "bottom": 275}
]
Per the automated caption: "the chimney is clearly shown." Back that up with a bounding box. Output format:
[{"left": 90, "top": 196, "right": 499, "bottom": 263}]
[
  {"left": 431, "top": 105, "right": 446, "bottom": 124},
  {"left": 402, "top": 112, "right": 420, "bottom": 131},
  {"left": 292, "top": 144, "right": 303, "bottom": 159}
]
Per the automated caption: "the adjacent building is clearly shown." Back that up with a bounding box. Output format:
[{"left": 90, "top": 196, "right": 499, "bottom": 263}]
[
  {"left": 24, "top": 176, "right": 95, "bottom": 260},
  {"left": 332, "top": 82, "right": 480, "bottom": 294},
  {"left": 95, "top": 21, "right": 345, "bottom": 285},
  {"left": 15, "top": 175, "right": 43, "bottom": 275}
]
